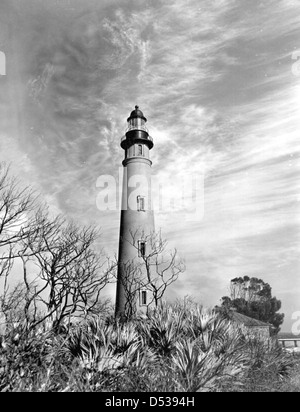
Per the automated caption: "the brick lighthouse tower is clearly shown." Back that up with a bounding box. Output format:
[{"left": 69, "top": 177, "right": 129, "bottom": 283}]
[{"left": 115, "top": 106, "right": 155, "bottom": 318}]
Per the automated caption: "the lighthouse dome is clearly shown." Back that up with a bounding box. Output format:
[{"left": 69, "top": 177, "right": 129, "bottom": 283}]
[{"left": 127, "top": 105, "right": 147, "bottom": 122}]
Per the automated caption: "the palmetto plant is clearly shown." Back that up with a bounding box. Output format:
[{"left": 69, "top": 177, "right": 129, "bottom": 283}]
[
  {"left": 171, "top": 318, "right": 249, "bottom": 392},
  {"left": 172, "top": 339, "right": 209, "bottom": 392},
  {"left": 188, "top": 307, "right": 213, "bottom": 339},
  {"left": 245, "top": 337, "right": 294, "bottom": 379},
  {"left": 139, "top": 305, "right": 186, "bottom": 356},
  {"left": 110, "top": 322, "right": 139, "bottom": 355},
  {"left": 0, "top": 301, "right": 295, "bottom": 392}
]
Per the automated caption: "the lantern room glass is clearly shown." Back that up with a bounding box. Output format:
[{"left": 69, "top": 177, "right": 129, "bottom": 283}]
[{"left": 127, "top": 117, "right": 148, "bottom": 133}]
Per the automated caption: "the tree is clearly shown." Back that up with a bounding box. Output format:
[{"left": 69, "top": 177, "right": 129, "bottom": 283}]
[
  {"left": 115, "top": 260, "right": 142, "bottom": 319},
  {"left": 219, "top": 276, "right": 284, "bottom": 333},
  {"left": 19, "top": 212, "right": 114, "bottom": 331},
  {"left": 0, "top": 163, "right": 37, "bottom": 332},
  {"left": 116, "top": 230, "right": 185, "bottom": 319},
  {"left": 0, "top": 163, "right": 35, "bottom": 250},
  {"left": 0, "top": 164, "right": 113, "bottom": 333}
]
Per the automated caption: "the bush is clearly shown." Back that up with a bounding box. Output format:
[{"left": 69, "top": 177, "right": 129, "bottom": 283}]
[{"left": 0, "top": 302, "right": 295, "bottom": 392}]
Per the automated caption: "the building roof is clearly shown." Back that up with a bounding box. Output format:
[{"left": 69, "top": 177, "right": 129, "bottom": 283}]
[
  {"left": 127, "top": 105, "right": 147, "bottom": 122},
  {"left": 231, "top": 311, "right": 272, "bottom": 328}
]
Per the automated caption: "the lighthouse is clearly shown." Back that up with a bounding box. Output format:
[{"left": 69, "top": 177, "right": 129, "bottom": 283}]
[{"left": 115, "top": 106, "right": 155, "bottom": 318}]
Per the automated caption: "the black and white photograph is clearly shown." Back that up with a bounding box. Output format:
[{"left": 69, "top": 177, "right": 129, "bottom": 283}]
[{"left": 0, "top": 0, "right": 299, "bottom": 394}]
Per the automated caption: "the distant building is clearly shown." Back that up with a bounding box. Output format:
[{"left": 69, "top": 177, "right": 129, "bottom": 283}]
[{"left": 230, "top": 311, "right": 272, "bottom": 339}]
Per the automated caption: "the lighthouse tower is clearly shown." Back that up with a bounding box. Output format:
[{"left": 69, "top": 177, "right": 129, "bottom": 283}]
[{"left": 115, "top": 106, "right": 155, "bottom": 318}]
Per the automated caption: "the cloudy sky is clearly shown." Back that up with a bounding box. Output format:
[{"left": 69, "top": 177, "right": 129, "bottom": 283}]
[{"left": 0, "top": 0, "right": 299, "bottom": 332}]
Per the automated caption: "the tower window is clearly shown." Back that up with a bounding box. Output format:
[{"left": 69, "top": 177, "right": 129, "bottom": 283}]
[
  {"left": 137, "top": 144, "right": 143, "bottom": 156},
  {"left": 138, "top": 240, "right": 146, "bottom": 257},
  {"left": 140, "top": 290, "right": 147, "bottom": 306},
  {"left": 137, "top": 196, "right": 146, "bottom": 212}
]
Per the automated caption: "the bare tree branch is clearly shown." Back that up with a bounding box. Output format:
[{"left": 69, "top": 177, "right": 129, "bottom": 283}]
[
  {"left": 18, "top": 212, "right": 114, "bottom": 330},
  {"left": 116, "top": 230, "right": 185, "bottom": 319}
]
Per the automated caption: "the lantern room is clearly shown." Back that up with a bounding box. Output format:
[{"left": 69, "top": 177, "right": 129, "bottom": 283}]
[{"left": 121, "top": 105, "right": 154, "bottom": 150}]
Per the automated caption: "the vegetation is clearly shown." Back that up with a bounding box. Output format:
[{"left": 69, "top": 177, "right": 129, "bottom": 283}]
[
  {"left": 219, "top": 276, "right": 285, "bottom": 333},
  {"left": 0, "top": 301, "right": 296, "bottom": 392},
  {"left": 0, "top": 163, "right": 115, "bottom": 333}
]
